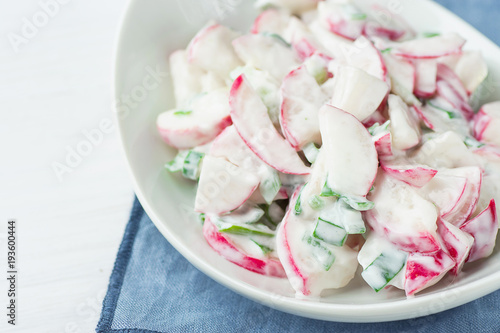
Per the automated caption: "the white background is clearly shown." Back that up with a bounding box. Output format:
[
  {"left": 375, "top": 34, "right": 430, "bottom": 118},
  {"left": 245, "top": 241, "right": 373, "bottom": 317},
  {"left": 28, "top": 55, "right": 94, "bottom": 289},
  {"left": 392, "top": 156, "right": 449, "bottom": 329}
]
[{"left": 0, "top": 1, "right": 132, "bottom": 332}]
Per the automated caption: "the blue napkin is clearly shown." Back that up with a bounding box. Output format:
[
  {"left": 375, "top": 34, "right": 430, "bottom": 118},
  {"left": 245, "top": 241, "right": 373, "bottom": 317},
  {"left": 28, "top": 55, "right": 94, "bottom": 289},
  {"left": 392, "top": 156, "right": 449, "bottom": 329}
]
[
  {"left": 96, "top": 199, "right": 500, "bottom": 333},
  {"left": 97, "top": 2, "right": 500, "bottom": 332}
]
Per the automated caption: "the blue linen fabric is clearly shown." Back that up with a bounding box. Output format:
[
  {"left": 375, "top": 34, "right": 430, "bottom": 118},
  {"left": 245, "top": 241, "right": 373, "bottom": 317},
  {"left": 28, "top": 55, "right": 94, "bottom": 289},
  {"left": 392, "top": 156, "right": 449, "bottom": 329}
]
[
  {"left": 96, "top": 199, "right": 500, "bottom": 333},
  {"left": 97, "top": 2, "right": 500, "bottom": 332}
]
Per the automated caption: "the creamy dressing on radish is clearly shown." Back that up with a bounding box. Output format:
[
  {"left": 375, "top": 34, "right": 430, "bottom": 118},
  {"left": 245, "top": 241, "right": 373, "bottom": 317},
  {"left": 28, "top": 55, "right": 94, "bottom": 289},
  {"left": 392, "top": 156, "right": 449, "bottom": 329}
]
[{"left": 157, "top": 0, "right": 500, "bottom": 298}]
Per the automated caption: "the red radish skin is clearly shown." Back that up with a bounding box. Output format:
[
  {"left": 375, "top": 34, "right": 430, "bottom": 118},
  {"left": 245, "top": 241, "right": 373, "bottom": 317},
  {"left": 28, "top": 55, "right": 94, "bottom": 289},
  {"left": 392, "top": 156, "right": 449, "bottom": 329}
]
[
  {"left": 461, "top": 200, "right": 499, "bottom": 263},
  {"left": 472, "top": 102, "right": 500, "bottom": 146},
  {"left": 419, "top": 174, "right": 468, "bottom": 219},
  {"left": 229, "top": 75, "right": 310, "bottom": 175},
  {"left": 187, "top": 24, "right": 219, "bottom": 62},
  {"left": 436, "top": 80, "right": 474, "bottom": 121},
  {"left": 391, "top": 33, "right": 466, "bottom": 59},
  {"left": 437, "top": 219, "right": 473, "bottom": 275},
  {"left": 203, "top": 218, "right": 286, "bottom": 278},
  {"left": 251, "top": 9, "right": 289, "bottom": 35},
  {"left": 365, "top": 172, "right": 441, "bottom": 253},
  {"left": 412, "top": 105, "right": 435, "bottom": 130},
  {"left": 473, "top": 110, "right": 492, "bottom": 141},
  {"left": 441, "top": 167, "right": 482, "bottom": 227},
  {"left": 436, "top": 63, "right": 468, "bottom": 100},
  {"left": 373, "top": 133, "right": 393, "bottom": 157},
  {"left": 363, "top": 22, "right": 405, "bottom": 41},
  {"left": 405, "top": 249, "right": 454, "bottom": 296},
  {"left": 279, "top": 66, "right": 327, "bottom": 149},
  {"left": 380, "top": 160, "right": 437, "bottom": 188},
  {"left": 276, "top": 188, "right": 310, "bottom": 294},
  {"left": 157, "top": 115, "right": 231, "bottom": 150},
  {"left": 413, "top": 59, "right": 437, "bottom": 98}
]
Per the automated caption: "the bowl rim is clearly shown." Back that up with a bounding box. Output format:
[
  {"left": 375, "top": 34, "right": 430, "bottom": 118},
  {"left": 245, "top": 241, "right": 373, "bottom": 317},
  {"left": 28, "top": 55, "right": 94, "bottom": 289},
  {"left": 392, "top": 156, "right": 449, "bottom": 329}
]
[{"left": 112, "top": 0, "right": 500, "bottom": 322}]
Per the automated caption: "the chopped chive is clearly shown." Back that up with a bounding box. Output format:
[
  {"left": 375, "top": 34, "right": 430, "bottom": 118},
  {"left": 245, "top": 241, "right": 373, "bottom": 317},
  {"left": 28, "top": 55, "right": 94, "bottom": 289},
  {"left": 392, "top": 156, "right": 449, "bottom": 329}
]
[
  {"left": 261, "top": 32, "right": 291, "bottom": 47},
  {"left": 303, "top": 236, "right": 336, "bottom": 271},
  {"left": 464, "top": 136, "right": 485, "bottom": 149},
  {"left": 422, "top": 32, "right": 440, "bottom": 38},
  {"left": 313, "top": 218, "right": 347, "bottom": 247},
  {"left": 428, "top": 101, "right": 458, "bottom": 119},
  {"left": 308, "top": 195, "right": 325, "bottom": 210},
  {"left": 351, "top": 13, "right": 367, "bottom": 20},
  {"left": 381, "top": 48, "right": 392, "bottom": 54},
  {"left": 251, "top": 239, "right": 273, "bottom": 255},
  {"left": 173, "top": 110, "right": 192, "bottom": 116},
  {"left": 320, "top": 181, "right": 340, "bottom": 197}
]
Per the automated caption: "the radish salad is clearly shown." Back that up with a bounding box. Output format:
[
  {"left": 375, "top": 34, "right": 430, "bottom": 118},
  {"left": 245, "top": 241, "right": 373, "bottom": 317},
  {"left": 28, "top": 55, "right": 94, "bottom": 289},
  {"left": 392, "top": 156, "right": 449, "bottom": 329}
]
[{"left": 157, "top": 0, "right": 500, "bottom": 297}]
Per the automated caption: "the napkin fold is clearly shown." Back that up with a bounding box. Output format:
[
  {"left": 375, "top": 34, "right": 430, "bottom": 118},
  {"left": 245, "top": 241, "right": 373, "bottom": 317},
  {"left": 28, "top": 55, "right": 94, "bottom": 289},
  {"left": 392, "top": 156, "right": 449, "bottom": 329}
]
[{"left": 96, "top": 198, "right": 500, "bottom": 333}]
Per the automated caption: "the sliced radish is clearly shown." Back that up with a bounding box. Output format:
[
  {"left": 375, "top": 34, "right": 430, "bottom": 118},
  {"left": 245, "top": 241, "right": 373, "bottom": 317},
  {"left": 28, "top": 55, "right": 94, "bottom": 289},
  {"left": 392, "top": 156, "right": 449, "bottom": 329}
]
[
  {"left": 436, "top": 63, "right": 468, "bottom": 100},
  {"left": 308, "top": 19, "right": 354, "bottom": 61},
  {"left": 388, "top": 94, "right": 420, "bottom": 150},
  {"left": 195, "top": 156, "right": 259, "bottom": 215},
  {"left": 330, "top": 65, "right": 389, "bottom": 121},
  {"left": 413, "top": 59, "right": 437, "bottom": 98},
  {"left": 412, "top": 131, "right": 479, "bottom": 169},
  {"left": 380, "top": 156, "right": 437, "bottom": 188},
  {"left": 187, "top": 24, "right": 242, "bottom": 79},
  {"left": 383, "top": 53, "right": 415, "bottom": 95},
  {"left": 473, "top": 101, "right": 500, "bottom": 147},
  {"left": 365, "top": 171, "right": 440, "bottom": 253},
  {"left": 251, "top": 8, "right": 291, "bottom": 35},
  {"left": 363, "top": 21, "right": 406, "bottom": 42},
  {"left": 318, "top": 1, "right": 366, "bottom": 41},
  {"left": 303, "top": 52, "right": 333, "bottom": 85},
  {"left": 418, "top": 172, "right": 468, "bottom": 218},
  {"left": 374, "top": 133, "right": 393, "bottom": 157},
  {"left": 280, "top": 66, "right": 328, "bottom": 150},
  {"left": 453, "top": 51, "right": 488, "bottom": 95},
  {"left": 210, "top": 126, "right": 282, "bottom": 204},
  {"left": 232, "top": 34, "right": 300, "bottom": 81},
  {"left": 358, "top": 232, "right": 407, "bottom": 292},
  {"left": 276, "top": 188, "right": 359, "bottom": 296},
  {"left": 343, "top": 36, "right": 387, "bottom": 82},
  {"left": 436, "top": 80, "right": 474, "bottom": 121},
  {"left": 169, "top": 50, "right": 205, "bottom": 108},
  {"left": 229, "top": 75, "right": 310, "bottom": 175},
  {"left": 157, "top": 89, "right": 232, "bottom": 149},
  {"left": 284, "top": 16, "right": 328, "bottom": 61},
  {"left": 203, "top": 217, "right": 286, "bottom": 277},
  {"left": 319, "top": 105, "right": 378, "bottom": 197},
  {"left": 404, "top": 249, "right": 455, "bottom": 296},
  {"left": 437, "top": 219, "right": 474, "bottom": 275},
  {"left": 461, "top": 199, "right": 499, "bottom": 262},
  {"left": 391, "top": 33, "right": 466, "bottom": 59},
  {"left": 438, "top": 167, "right": 482, "bottom": 227},
  {"left": 229, "top": 65, "right": 281, "bottom": 126}
]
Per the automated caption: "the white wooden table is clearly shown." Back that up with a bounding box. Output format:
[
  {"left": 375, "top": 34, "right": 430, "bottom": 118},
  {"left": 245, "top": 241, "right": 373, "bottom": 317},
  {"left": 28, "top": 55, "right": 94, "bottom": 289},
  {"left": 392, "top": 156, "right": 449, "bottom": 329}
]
[{"left": 0, "top": 1, "right": 132, "bottom": 332}]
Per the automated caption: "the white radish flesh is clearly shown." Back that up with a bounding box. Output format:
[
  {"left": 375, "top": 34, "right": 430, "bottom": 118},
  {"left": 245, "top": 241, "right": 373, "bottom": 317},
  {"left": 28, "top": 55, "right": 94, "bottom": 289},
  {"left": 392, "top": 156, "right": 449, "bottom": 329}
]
[
  {"left": 280, "top": 66, "right": 327, "bottom": 149},
  {"left": 365, "top": 171, "right": 440, "bottom": 253},
  {"left": 330, "top": 66, "right": 389, "bottom": 122},
  {"left": 157, "top": 89, "right": 232, "bottom": 149},
  {"left": 319, "top": 105, "right": 378, "bottom": 197},
  {"left": 195, "top": 156, "right": 260, "bottom": 215},
  {"left": 232, "top": 34, "right": 300, "bottom": 81},
  {"left": 169, "top": 50, "right": 205, "bottom": 108},
  {"left": 391, "top": 33, "right": 466, "bottom": 59},
  {"left": 187, "top": 24, "right": 242, "bottom": 79},
  {"left": 229, "top": 75, "right": 310, "bottom": 175},
  {"left": 460, "top": 199, "right": 499, "bottom": 262},
  {"left": 437, "top": 219, "right": 474, "bottom": 275},
  {"left": 388, "top": 94, "right": 420, "bottom": 150}
]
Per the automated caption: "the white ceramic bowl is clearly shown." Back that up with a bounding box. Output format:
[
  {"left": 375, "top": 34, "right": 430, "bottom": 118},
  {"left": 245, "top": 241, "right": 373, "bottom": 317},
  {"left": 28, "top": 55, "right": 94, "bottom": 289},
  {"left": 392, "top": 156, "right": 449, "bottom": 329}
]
[{"left": 114, "top": 0, "right": 500, "bottom": 322}]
